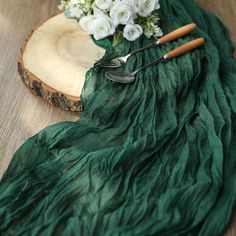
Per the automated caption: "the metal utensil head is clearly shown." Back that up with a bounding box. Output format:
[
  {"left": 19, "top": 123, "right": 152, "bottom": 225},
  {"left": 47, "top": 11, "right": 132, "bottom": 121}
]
[
  {"left": 105, "top": 71, "right": 136, "bottom": 83},
  {"left": 100, "top": 58, "right": 124, "bottom": 68}
]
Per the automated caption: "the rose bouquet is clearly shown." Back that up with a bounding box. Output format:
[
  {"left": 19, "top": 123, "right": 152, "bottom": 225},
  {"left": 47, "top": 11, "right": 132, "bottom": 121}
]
[{"left": 59, "top": 0, "right": 163, "bottom": 45}]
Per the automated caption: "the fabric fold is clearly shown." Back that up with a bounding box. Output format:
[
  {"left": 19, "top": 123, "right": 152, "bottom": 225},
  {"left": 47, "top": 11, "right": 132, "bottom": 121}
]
[{"left": 0, "top": 0, "right": 236, "bottom": 235}]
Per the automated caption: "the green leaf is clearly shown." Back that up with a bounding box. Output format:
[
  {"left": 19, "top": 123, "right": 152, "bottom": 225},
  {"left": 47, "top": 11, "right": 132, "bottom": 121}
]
[{"left": 112, "top": 30, "right": 123, "bottom": 47}]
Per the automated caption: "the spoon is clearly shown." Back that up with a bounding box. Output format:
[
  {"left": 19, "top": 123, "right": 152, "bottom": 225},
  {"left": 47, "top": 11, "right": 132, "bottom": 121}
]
[
  {"left": 105, "top": 38, "right": 205, "bottom": 84},
  {"left": 100, "top": 23, "right": 197, "bottom": 68}
]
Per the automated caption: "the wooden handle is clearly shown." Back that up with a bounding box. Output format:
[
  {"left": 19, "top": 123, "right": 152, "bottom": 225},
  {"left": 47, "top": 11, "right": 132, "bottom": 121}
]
[
  {"left": 159, "top": 23, "right": 197, "bottom": 44},
  {"left": 166, "top": 38, "right": 205, "bottom": 59}
]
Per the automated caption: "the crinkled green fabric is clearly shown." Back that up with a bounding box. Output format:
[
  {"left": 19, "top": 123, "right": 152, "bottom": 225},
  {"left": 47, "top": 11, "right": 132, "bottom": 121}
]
[{"left": 1, "top": 0, "right": 236, "bottom": 235}]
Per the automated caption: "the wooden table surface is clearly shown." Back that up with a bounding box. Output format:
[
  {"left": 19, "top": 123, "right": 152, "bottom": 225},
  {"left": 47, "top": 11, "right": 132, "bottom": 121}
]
[{"left": 0, "top": 0, "right": 235, "bottom": 235}]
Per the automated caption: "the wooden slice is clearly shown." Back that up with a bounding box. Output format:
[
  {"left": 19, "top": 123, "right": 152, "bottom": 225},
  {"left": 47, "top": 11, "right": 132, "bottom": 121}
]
[{"left": 18, "top": 13, "right": 105, "bottom": 112}]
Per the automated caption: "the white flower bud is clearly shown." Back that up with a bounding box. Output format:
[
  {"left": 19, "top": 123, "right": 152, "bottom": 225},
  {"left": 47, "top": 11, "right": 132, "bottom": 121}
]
[
  {"left": 68, "top": 7, "right": 83, "bottom": 18},
  {"left": 71, "top": 0, "right": 85, "bottom": 4}
]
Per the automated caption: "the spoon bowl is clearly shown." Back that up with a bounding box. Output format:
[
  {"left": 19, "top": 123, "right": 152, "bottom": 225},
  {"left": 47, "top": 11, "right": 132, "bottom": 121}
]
[
  {"left": 105, "top": 71, "right": 136, "bottom": 83},
  {"left": 104, "top": 58, "right": 124, "bottom": 68}
]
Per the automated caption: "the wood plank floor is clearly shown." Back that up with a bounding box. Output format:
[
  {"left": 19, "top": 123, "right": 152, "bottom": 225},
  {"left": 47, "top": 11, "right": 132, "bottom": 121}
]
[{"left": 0, "top": 0, "right": 235, "bottom": 235}]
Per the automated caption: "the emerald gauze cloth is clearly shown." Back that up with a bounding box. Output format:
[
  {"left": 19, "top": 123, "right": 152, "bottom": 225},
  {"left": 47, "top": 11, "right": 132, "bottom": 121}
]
[{"left": 0, "top": 0, "right": 236, "bottom": 235}]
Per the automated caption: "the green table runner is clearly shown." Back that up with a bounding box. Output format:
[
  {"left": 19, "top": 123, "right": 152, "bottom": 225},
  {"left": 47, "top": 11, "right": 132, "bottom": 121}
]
[{"left": 1, "top": 0, "right": 236, "bottom": 235}]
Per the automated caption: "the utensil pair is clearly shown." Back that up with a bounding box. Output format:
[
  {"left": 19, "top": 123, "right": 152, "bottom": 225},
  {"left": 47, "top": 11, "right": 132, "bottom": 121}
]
[{"left": 102, "top": 23, "right": 205, "bottom": 84}]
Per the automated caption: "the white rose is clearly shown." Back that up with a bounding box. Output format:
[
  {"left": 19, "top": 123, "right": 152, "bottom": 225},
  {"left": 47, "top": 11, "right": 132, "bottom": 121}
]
[
  {"left": 123, "top": 23, "right": 143, "bottom": 41},
  {"left": 95, "top": 0, "right": 112, "bottom": 10},
  {"left": 110, "top": 1, "right": 134, "bottom": 26},
  {"left": 79, "top": 15, "right": 96, "bottom": 34},
  {"left": 137, "top": 0, "right": 160, "bottom": 17},
  {"left": 68, "top": 7, "right": 83, "bottom": 18},
  {"left": 92, "top": 6, "right": 106, "bottom": 16},
  {"left": 126, "top": 0, "right": 139, "bottom": 14},
  {"left": 91, "top": 15, "right": 116, "bottom": 40}
]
